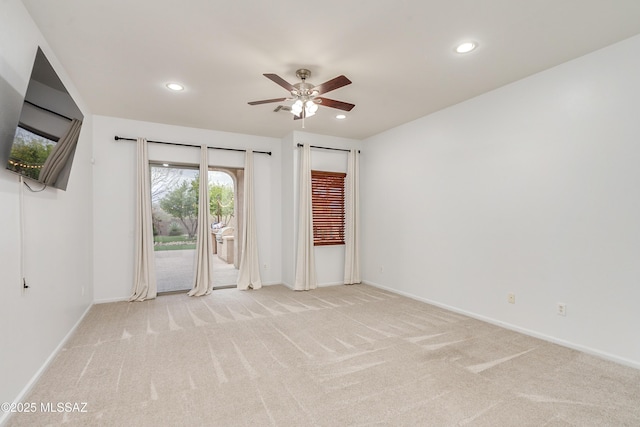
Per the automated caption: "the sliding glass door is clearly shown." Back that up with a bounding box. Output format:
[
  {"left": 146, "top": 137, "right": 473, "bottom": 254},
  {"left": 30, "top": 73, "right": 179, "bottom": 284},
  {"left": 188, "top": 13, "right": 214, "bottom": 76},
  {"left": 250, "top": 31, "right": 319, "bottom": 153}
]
[
  {"left": 150, "top": 164, "right": 240, "bottom": 293},
  {"left": 150, "top": 164, "right": 199, "bottom": 293}
]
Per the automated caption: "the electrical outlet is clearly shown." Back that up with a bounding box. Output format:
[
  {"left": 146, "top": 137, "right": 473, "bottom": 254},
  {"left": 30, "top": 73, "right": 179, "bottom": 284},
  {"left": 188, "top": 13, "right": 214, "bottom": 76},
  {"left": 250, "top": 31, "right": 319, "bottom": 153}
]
[
  {"left": 263, "top": 263, "right": 268, "bottom": 269},
  {"left": 508, "top": 293, "right": 515, "bottom": 304},
  {"left": 557, "top": 303, "right": 567, "bottom": 316}
]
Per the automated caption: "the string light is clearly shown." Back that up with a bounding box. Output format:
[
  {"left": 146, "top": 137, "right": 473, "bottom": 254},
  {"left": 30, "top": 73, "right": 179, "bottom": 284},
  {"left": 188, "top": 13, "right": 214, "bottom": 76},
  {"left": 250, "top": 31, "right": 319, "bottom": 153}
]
[{"left": 8, "top": 159, "right": 44, "bottom": 169}]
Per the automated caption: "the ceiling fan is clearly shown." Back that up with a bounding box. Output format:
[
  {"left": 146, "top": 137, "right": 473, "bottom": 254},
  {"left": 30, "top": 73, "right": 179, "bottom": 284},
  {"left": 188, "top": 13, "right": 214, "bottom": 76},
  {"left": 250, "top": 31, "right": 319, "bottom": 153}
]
[{"left": 248, "top": 69, "right": 355, "bottom": 120}]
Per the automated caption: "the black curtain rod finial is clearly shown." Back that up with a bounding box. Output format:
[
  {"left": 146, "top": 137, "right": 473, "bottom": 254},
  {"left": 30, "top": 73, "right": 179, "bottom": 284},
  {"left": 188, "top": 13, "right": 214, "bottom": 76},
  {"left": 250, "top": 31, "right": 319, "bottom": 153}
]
[{"left": 114, "top": 135, "right": 136, "bottom": 141}]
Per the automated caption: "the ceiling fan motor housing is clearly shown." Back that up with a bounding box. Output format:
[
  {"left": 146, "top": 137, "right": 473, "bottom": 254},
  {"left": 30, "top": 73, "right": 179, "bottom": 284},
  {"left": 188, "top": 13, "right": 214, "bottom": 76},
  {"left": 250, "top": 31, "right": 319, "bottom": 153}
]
[
  {"left": 291, "top": 69, "right": 319, "bottom": 99},
  {"left": 295, "top": 68, "right": 312, "bottom": 80},
  {"left": 292, "top": 81, "right": 318, "bottom": 98}
]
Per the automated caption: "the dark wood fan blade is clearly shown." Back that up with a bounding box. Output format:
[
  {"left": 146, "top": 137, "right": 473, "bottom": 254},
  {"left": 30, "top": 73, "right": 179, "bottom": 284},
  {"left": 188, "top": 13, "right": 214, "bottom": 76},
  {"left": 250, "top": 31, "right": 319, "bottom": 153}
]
[
  {"left": 313, "top": 75, "right": 352, "bottom": 95},
  {"left": 264, "top": 74, "right": 295, "bottom": 91},
  {"left": 248, "top": 97, "right": 287, "bottom": 105},
  {"left": 315, "top": 97, "right": 355, "bottom": 111}
]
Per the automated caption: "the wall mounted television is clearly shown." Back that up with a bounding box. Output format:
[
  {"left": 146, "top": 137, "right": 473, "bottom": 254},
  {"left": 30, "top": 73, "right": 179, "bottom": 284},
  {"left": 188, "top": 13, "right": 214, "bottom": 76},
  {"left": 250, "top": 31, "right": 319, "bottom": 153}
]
[{"left": 4, "top": 47, "right": 83, "bottom": 190}]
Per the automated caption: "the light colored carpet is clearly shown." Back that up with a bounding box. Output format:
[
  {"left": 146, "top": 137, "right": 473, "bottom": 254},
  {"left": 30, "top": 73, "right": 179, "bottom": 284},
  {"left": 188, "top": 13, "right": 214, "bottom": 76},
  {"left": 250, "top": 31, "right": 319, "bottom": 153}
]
[{"left": 7, "top": 285, "right": 640, "bottom": 426}]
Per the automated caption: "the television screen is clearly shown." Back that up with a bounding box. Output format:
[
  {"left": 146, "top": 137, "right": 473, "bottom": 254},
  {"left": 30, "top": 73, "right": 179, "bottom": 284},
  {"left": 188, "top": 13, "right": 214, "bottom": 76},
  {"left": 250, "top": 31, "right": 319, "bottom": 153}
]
[{"left": 5, "top": 47, "right": 83, "bottom": 190}]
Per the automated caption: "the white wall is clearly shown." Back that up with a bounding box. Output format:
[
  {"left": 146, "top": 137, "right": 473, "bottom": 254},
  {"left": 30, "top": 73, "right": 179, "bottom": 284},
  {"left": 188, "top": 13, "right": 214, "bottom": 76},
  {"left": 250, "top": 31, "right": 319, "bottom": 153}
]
[
  {"left": 0, "top": 0, "right": 93, "bottom": 415},
  {"left": 92, "top": 116, "right": 282, "bottom": 302},
  {"left": 281, "top": 131, "right": 361, "bottom": 287},
  {"left": 361, "top": 35, "right": 640, "bottom": 368},
  {"left": 280, "top": 132, "right": 296, "bottom": 286}
]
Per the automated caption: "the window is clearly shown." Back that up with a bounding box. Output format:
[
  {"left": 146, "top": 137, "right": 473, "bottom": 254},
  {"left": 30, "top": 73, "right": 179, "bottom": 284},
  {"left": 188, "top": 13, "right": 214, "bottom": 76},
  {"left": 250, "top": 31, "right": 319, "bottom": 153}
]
[
  {"left": 311, "top": 170, "right": 346, "bottom": 246},
  {"left": 7, "top": 126, "right": 58, "bottom": 181}
]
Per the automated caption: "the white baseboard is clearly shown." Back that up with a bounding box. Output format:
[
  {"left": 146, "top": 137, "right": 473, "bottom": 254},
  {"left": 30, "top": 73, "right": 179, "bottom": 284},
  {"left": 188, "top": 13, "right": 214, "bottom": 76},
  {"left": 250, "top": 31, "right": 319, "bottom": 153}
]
[
  {"left": 278, "top": 281, "right": 344, "bottom": 290},
  {"left": 0, "top": 303, "right": 93, "bottom": 427},
  {"left": 363, "top": 280, "right": 640, "bottom": 371},
  {"left": 260, "top": 281, "right": 282, "bottom": 287},
  {"left": 93, "top": 296, "right": 129, "bottom": 304},
  {"left": 280, "top": 281, "right": 293, "bottom": 290},
  {"left": 318, "top": 281, "right": 343, "bottom": 288}
]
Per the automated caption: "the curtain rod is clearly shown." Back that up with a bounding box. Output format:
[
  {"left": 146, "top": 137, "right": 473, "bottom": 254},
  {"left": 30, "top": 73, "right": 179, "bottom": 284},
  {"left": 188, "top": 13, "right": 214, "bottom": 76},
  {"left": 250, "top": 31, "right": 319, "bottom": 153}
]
[
  {"left": 296, "top": 143, "right": 359, "bottom": 153},
  {"left": 114, "top": 136, "right": 271, "bottom": 155},
  {"left": 25, "top": 100, "right": 73, "bottom": 121}
]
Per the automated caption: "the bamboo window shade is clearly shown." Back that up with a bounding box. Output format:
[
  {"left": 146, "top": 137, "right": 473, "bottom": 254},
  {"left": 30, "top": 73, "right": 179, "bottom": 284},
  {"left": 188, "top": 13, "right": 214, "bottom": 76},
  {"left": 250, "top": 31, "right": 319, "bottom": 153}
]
[{"left": 311, "top": 170, "right": 346, "bottom": 246}]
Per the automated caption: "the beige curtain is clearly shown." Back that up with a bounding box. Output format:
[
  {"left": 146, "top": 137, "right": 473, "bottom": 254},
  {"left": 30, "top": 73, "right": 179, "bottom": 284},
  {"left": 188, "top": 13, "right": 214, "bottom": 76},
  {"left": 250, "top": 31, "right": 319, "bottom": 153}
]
[
  {"left": 294, "top": 144, "right": 317, "bottom": 291},
  {"left": 39, "top": 118, "right": 82, "bottom": 186},
  {"left": 129, "top": 138, "right": 157, "bottom": 301},
  {"left": 237, "top": 150, "right": 262, "bottom": 290},
  {"left": 189, "top": 145, "right": 214, "bottom": 296},
  {"left": 344, "top": 149, "right": 361, "bottom": 284}
]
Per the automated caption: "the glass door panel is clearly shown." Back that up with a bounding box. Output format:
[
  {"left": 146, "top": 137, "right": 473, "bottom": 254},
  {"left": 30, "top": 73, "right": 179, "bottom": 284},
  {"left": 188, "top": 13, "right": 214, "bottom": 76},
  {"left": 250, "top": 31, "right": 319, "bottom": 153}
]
[{"left": 150, "top": 164, "right": 199, "bottom": 293}]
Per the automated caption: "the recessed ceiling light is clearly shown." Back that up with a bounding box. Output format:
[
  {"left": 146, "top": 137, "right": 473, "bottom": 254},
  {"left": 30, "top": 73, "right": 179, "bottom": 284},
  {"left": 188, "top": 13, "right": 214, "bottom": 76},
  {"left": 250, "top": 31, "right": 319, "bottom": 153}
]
[
  {"left": 162, "top": 163, "right": 169, "bottom": 167},
  {"left": 336, "top": 114, "right": 346, "bottom": 120},
  {"left": 166, "top": 82, "right": 184, "bottom": 91},
  {"left": 455, "top": 41, "right": 478, "bottom": 54}
]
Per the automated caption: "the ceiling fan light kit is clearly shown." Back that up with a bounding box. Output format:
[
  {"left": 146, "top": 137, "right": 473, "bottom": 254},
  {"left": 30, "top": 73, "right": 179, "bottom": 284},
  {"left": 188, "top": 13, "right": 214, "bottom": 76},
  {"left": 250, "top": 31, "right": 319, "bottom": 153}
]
[
  {"left": 291, "top": 98, "right": 319, "bottom": 118},
  {"left": 248, "top": 68, "right": 355, "bottom": 125}
]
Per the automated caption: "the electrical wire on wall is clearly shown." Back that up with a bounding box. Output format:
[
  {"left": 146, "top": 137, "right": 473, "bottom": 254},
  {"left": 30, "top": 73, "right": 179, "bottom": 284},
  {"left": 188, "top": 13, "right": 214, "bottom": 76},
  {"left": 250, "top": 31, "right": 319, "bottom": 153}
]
[
  {"left": 18, "top": 176, "right": 46, "bottom": 290},
  {"left": 19, "top": 175, "right": 28, "bottom": 290}
]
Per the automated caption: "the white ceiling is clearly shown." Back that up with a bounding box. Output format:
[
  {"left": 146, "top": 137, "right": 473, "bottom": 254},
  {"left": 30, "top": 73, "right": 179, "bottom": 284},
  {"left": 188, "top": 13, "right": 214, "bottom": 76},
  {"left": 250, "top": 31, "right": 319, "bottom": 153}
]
[{"left": 21, "top": 0, "right": 640, "bottom": 140}]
